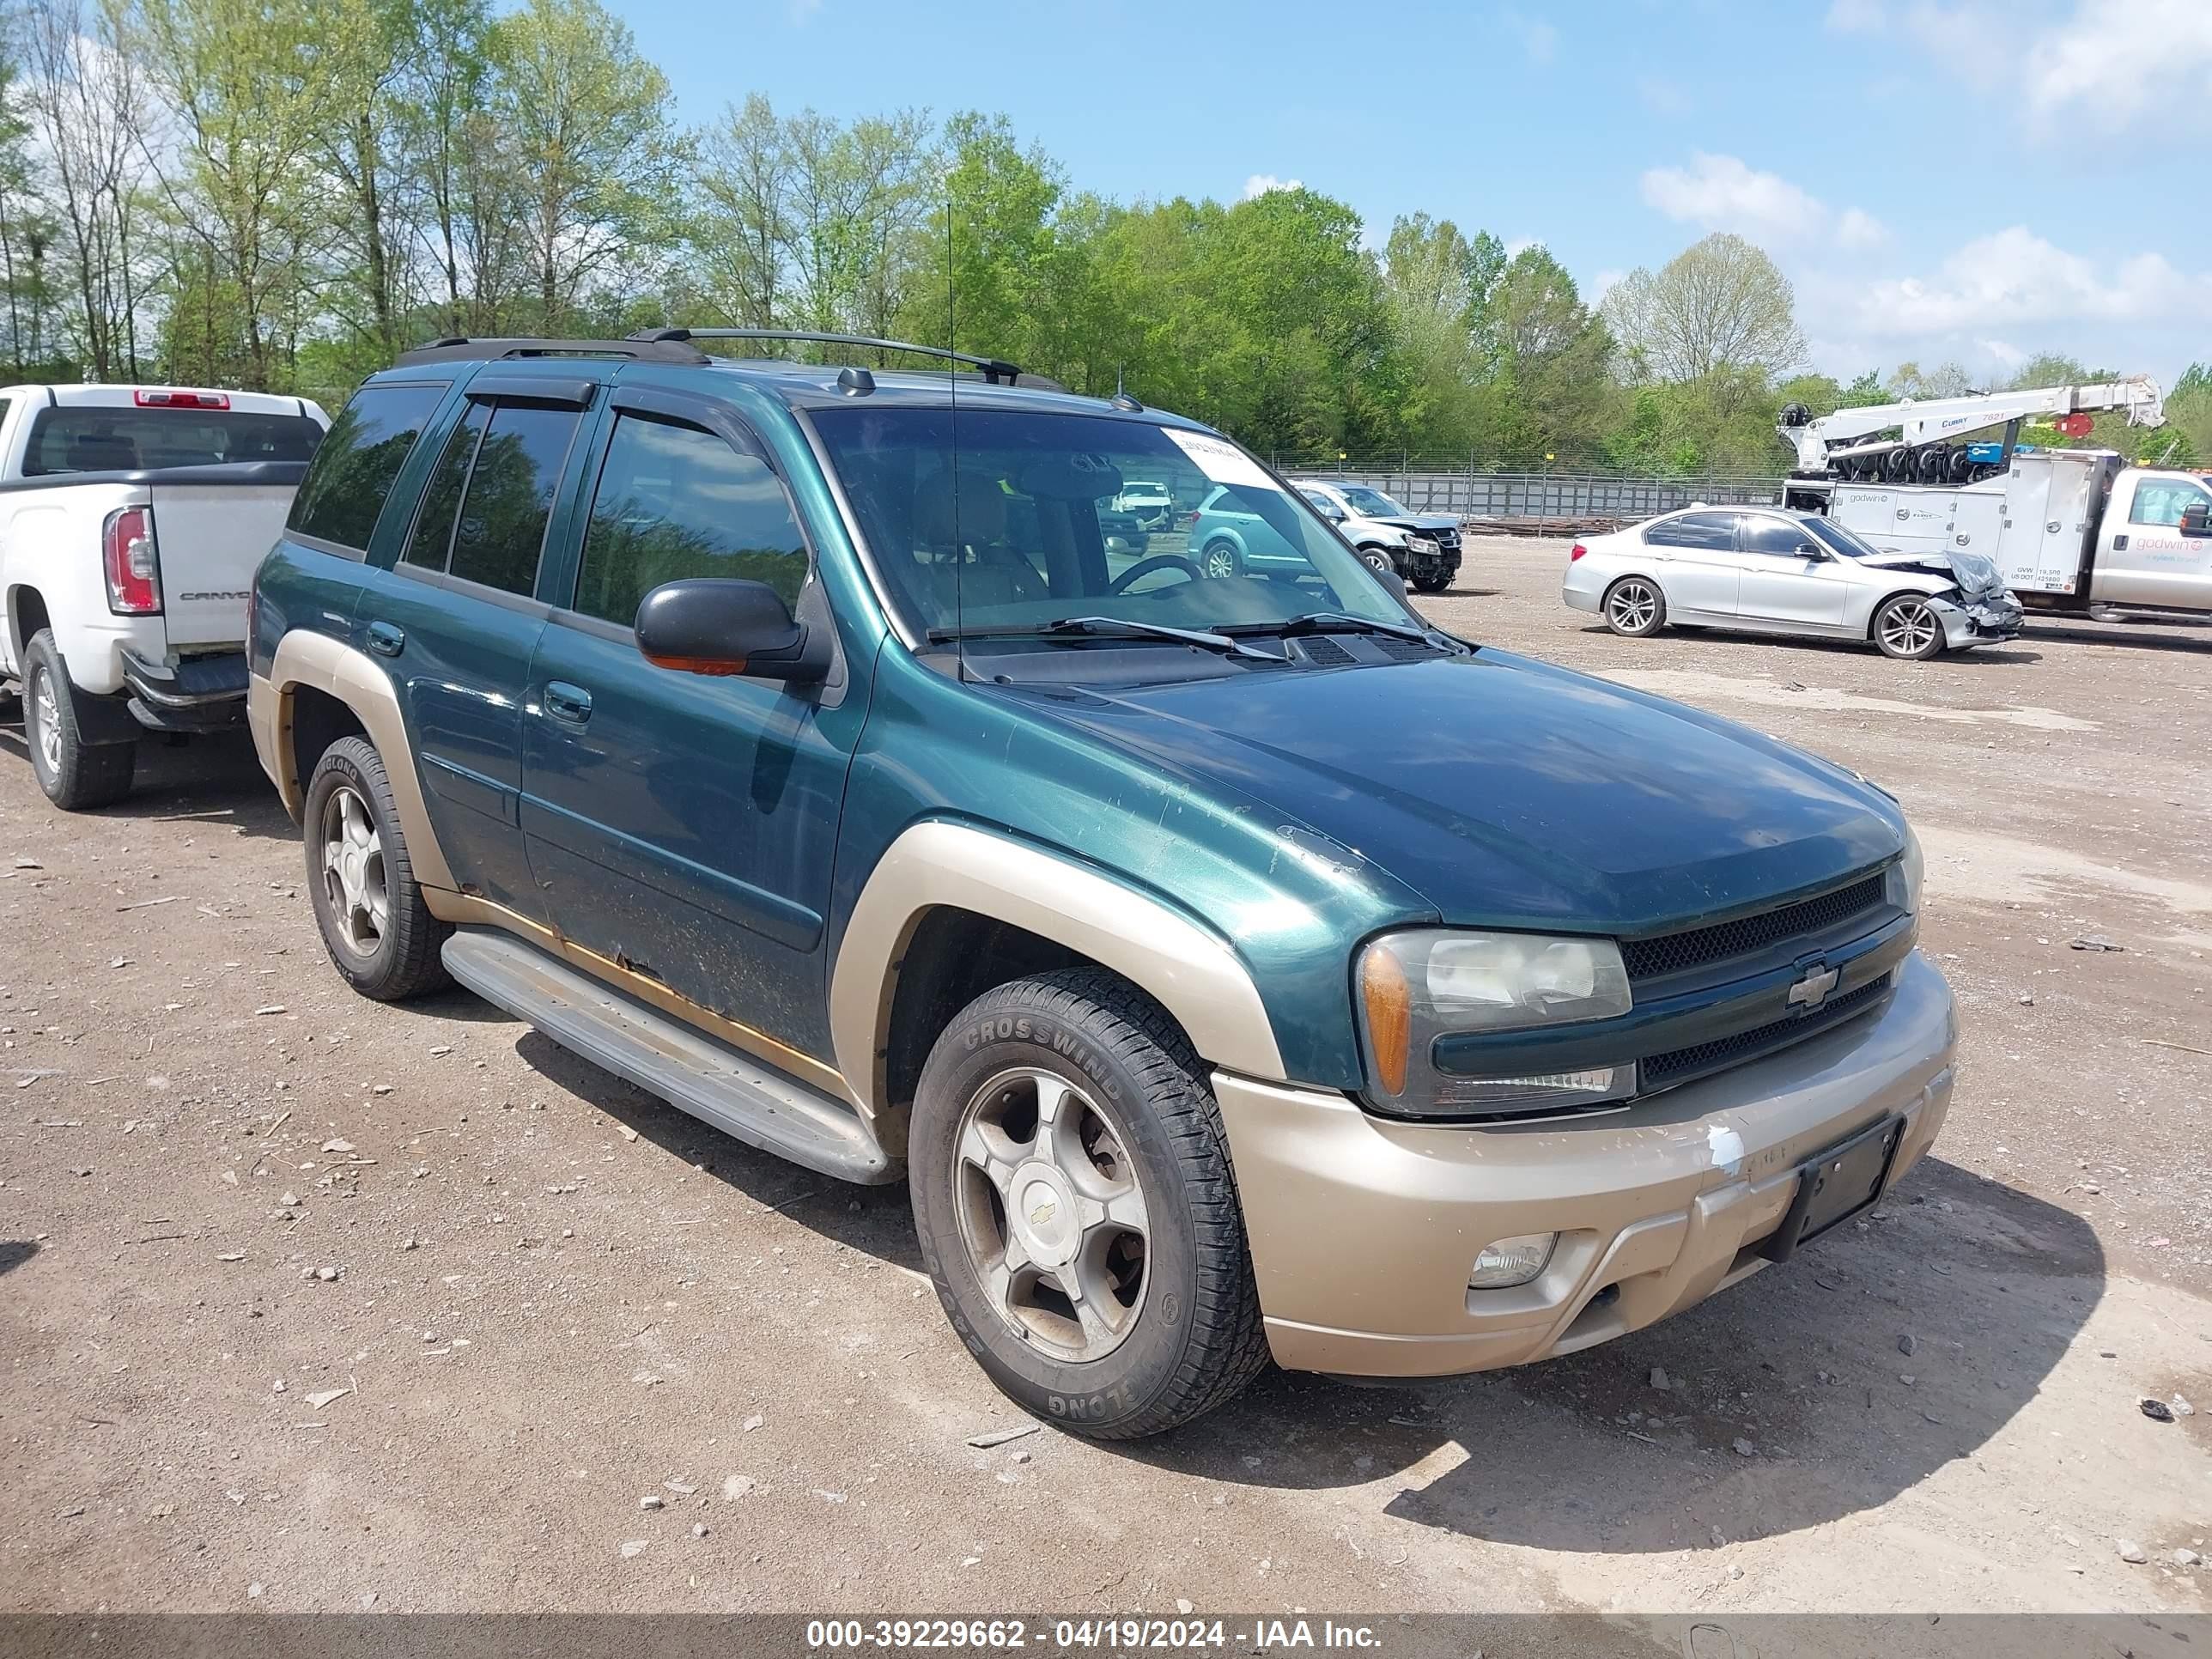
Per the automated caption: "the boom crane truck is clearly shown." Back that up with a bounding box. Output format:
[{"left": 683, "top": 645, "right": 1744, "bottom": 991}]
[{"left": 1777, "top": 379, "right": 2212, "bottom": 625}]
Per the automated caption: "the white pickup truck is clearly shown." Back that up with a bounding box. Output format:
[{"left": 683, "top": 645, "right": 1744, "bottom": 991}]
[
  {"left": 0, "top": 384, "right": 328, "bottom": 807},
  {"left": 1826, "top": 448, "right": 2212, "bottom": 623}
]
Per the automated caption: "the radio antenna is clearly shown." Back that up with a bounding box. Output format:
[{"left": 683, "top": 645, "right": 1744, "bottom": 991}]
[{"left": 946, "top": 197, "right": 964, "bottom": 678}]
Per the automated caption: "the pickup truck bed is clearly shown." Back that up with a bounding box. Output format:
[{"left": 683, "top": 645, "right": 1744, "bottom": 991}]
[{"left": 0, "top": 386, "right": 326, "bottom": 807}]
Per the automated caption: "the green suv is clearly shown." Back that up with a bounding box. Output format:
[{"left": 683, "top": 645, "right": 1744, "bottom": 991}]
[{"left": 249, "top": 329, "right": 1958, "bottom": 1438}]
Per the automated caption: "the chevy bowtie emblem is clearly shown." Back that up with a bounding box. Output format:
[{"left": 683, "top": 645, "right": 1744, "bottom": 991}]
[
  {"left": 1030, "top": 1199, "right": 1057, "bottom": 1228},
  {"left": 1789, "top": 963, "right": 1841, "bottom": 1010}
]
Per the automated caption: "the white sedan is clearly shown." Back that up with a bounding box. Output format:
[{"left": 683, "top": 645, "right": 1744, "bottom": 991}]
[{"left": 1561, "top": 505, "right": 2023, "bottom": 660}]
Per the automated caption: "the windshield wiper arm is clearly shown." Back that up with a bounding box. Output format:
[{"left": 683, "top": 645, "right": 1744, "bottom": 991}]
[
  {"left": 1220, "top": 611, "right": 1436, "bottom": 644},
  {"left": 926, "top": 617, "right": 1284, "bottom": 660}
]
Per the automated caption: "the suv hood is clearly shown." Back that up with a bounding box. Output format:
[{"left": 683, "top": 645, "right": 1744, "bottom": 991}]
[
  {"left": 1003, "top": 650, "right": 1903, "bottom": 933},
  {"left": 1861, "top": 549, "right": 2008, "bottom": 600},
  {"left": 1361, "top": 514, "right": 1462, "bottom": 537}
]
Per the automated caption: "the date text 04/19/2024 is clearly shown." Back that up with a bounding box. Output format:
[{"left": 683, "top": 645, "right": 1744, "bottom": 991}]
[{"left": 802, "top": 1618, "right": 1383, "bottom": 1650}]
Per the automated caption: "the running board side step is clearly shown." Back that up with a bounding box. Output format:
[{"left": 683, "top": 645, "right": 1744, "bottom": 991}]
[{"left": 441, "top": 928, "right": 896, "bottom": 1184}]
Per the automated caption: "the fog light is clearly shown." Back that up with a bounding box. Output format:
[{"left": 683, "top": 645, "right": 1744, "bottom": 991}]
[{"left": 1469, "top": 1233, "right": 1557, "bottom": 1289}]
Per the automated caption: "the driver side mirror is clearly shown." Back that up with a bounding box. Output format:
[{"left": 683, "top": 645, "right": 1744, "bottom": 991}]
[
  {"left": 2181, "top": 502, "right": 2212, "bottom": 539},
  {"left": 635, "top": 578, "right": 828, "bottom": 683},
  {"left": 1795, "top": 541, "right": 1831, "bottom": 561}
]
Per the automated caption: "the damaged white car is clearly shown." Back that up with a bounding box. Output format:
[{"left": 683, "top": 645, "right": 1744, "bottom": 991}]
[{"left": 1563, "top": 505, "right": 2023, "bottom": 660}]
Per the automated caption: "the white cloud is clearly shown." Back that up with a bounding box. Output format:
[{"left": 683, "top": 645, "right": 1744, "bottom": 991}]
[
  {"left": 2023, "top": 0, "right": 2212, "bottom": 116},
  {"left": 1504, "top": 237, "right": 1542, "bottom": 259},
  {"left": 1242, "top": 173, "right": 1301, "bottom": 200},
  {"left": 1589, "top": 269, "right": 1627, "bottom": 306},
  {"left": 1502, "top": 9, "right": 1558, "bottom": 63},
  {"left": 1979, "top": 338, "right": 2027, "bottom": 370},
  {"left": 1829, "top": 0, "right": 2212, "bottom": 134},
  {"left": 1844, "top": 226, "right": 2211, "bottom": 337},
  {"left": 1636, "top": 75, "right": 1691, "bottom": 116},
  {"left": 1835, "top": 207, "right": 1890, "bottom": 250},
  {"left": 1643, "top": 153, "right": 1826, "bottom": 240},
  {"left": 1640, "top": 153, "right": 1887, "bottom": 252}
]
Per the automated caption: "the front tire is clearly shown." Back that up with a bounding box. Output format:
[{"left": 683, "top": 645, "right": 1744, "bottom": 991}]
[
  {"left": 1602, "top": 576, "right": 1666, "bottom": 637},
  {"left": 1412, "top": 574, "right": 1449, "bottom": 594},
  {"left": 909, "top": 969, "right": 1269, "bottom": 1440},
  {"left": 21, "top": 629, "right": 135, "bottom": 810},
  {"left": 1358, "top": 547, "right": 1395, "bottom": 578},
  {"left": 302, "top": 735, "right": 452, "bottom": 1000},
  {"left": 1873, "top": 593, "right": 1945, "bottom": 660}
]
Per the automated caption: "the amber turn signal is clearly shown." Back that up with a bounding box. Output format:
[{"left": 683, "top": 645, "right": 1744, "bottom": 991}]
[{"left": 1360, "top": 945, "right": 1412, "bottom": 1097}]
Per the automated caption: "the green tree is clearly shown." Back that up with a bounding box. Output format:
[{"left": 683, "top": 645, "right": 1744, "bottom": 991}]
[
  {"left": 1601, "top": 232, "right": 1805, "bottom": 388},
  {"left": 489, "top": 0, "right": 684, "bottom": 331},
  {"left": 128, "top": 0, "right": 353, "bottom": 388}
]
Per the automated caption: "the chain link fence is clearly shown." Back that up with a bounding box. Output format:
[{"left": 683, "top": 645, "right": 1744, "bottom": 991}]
[{"left": 1274, "top": 459, "right": 1789, "bottom": 527}]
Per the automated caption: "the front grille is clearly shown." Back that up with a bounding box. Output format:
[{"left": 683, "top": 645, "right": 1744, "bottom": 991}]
[
  {"left": 1641, "top": 974, "right": 1892, "bottom": 1090},
  {"left": 1621, "top": 873, "right": 1887, "bottom": 983}
]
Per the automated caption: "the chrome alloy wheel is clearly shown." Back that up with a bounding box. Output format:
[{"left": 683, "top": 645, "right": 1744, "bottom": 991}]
[
  {"left": 1201, "top": 542, "right": 1237, "bottom": 579},
  {"left": 319, "top": 783, "right": 389, "bottom": 957},
  {"left": 1607, "top": 579, "right": 1660, "bottom": 634},
  {"left": 29, "top": 665, "right": 60, "bottom": 775},
  {"left": 1878, "top": 596, "right": 1940, "bottom": 657},
  {"left": 952, "top": 1066, "right": 1150, "bottom": 1361}
]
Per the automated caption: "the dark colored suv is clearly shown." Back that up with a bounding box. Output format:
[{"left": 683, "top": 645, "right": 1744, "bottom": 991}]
[{"left": 249, "top": 329, "right": 1957, "bottom": 1438}]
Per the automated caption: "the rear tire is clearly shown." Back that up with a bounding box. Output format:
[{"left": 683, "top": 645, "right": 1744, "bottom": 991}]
[
  {"left": 908, "top": 969, "right": 1269, "bottom": 1440},
  {"left": 1872, "top": 593, "right": 1945, "bottom": 660},
  {"left": 1200, "top": 539, "right": 1240, "bottom": 580},
  {"left": 22, "top": 629, "right": 135, "bottom": 810},
  {"left": 1602, "top": 576, "right": 1666, "bottom": 637},
  {"left": 302, "top": 735, "right": 452, "bottom": 1000}
]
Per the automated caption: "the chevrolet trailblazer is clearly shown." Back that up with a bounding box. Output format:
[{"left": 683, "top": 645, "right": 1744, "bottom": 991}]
[{"left": 248, "top": 327, "right": 1957, "bottom": 1438}]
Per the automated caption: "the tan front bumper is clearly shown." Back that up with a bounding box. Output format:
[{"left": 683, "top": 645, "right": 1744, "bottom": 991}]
[{"left": 1215, "top": 949, "right": 1958, "bottom": 1378}]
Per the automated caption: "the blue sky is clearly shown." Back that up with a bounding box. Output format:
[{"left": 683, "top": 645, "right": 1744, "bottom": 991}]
[{"left": 607, "top": 0, "right": 2212, "bottom": 387}]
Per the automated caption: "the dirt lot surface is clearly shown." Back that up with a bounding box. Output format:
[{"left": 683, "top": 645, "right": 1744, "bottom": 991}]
[{"left": 3, "top": 533, "right": 2210, "bottom": 1625}]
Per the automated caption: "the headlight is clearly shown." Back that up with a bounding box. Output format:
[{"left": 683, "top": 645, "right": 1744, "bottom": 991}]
[
  {"left": 1890, "top": 826, "right": 1924, "bottom": 915},
  {"left": 1356, "top": 929, "right": 1633, "bottom": 1116},
  {"left": 1405, "top": 535, "right": 1438, "bottom": 554}
]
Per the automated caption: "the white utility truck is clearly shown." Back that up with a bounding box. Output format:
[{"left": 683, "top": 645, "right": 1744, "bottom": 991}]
[
  {"left": 0, "top": 384, "right": 329, "bottom": 808},
  {"left": 1825, "top": 450, "right": 2212, "bottom": 622}
]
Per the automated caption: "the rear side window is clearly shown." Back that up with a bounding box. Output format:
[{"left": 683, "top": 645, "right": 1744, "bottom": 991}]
[
  {"left": 1644, "top": 511, "right": 1736, "bottom": 550},
  {"left": 401, "top": 399, "right": 581, "bottom": 597},
  {"left": 569, "top": 414, "right": 809, "bottom": 627},
  {"left": 289, "top": 385, "right": 446, "bottom": 550}
]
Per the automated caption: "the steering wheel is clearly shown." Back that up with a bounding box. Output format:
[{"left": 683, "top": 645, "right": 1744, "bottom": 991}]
[{"left": 1108, "top": 554, "right": 1205, "bottom": 595}]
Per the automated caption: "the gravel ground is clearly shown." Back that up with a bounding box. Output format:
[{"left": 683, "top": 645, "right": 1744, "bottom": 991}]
[{"left": 2, "top": 533, "right": 2209, "bottom": 1623}]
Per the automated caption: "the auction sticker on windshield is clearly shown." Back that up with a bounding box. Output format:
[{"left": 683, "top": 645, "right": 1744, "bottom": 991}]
[{"left": 1165, "top": 428, "right": 1273, "bottom": 489}]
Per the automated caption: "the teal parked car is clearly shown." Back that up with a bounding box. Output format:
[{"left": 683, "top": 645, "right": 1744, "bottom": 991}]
[{"left": 250, "top": 328, "right": 1958, "bottom": 1437}]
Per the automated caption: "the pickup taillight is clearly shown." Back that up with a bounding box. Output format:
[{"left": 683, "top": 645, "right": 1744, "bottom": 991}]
[{"left": 103, "top": 505, "right": 161, "bottom": 615}]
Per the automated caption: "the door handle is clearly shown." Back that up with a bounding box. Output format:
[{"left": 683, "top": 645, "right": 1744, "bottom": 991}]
[
  {"left": 543, "top": 681, "right": 593, "bottom": 725},
  {"left": 366, "top": 621, "right": 404, "bottom": 658}
]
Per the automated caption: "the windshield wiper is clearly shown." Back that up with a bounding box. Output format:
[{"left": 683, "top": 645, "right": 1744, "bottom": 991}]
[
  {"left": 1219, "top": 611, "right": 1437, "bottom": 645},
  {"left": 926, "top": 617, "right": 1284, "bottom": 660}
]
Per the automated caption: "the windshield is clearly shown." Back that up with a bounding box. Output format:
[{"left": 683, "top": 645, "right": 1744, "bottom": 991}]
[
  {"left": 22, "top": 406, "right": 322, "bottom": 476},
  {"left": 1803, "top": 517, "right": 1883, "bottom": 559},
  {"left": 811, "top": 406, "right": 1414, "bottom": 643},
  {"left": 1340, "top": 484, "right": 1407, "bottom": 517}
]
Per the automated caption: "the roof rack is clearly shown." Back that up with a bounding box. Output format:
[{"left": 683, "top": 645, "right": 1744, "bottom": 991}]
[
  {"left": 395, "top": 335, "right": 712, "bottom": 368},
  {"left": 632, "top": 327, "right": 1025, "bottom": 386}
]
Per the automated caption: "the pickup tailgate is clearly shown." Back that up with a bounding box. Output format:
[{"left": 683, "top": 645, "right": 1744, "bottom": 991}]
[{"left": 151, "top": 472, "right": 302, "bottom": 647}]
